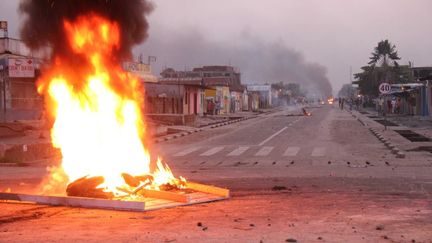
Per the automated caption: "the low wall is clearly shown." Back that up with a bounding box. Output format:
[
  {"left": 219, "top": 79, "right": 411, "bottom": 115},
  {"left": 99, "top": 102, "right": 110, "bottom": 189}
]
[
  {"left": 144, "top": 114, "right": 196, "bottom": 126},
  {"left": 0, "top": 143, "right": 61, "bottom": 163}
]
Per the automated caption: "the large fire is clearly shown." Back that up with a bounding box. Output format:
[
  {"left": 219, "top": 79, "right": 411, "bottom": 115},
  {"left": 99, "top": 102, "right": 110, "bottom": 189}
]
[{"left": 38, "top": 14, "right": 182, "bottom": 197}]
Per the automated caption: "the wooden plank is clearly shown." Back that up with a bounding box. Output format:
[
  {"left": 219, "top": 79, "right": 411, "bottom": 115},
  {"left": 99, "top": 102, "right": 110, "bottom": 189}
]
[
  {"left": 0, "top": 182, "right": 230, "bottom": 212},
  {"left": 184, "top": 181, "right": 230, "bottom": 198},
  {"left": 140, "top": 189, "right": 190, "bottom": 203},
  {"left": 144, "top": 192, "right": 227, "bottom": 211},
  {"left": 0, "top": 192, "right": 146, "bottom": 211}
]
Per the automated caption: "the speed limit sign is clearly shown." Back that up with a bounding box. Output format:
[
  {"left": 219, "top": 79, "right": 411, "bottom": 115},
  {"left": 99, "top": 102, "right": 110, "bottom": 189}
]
[{"left": 379, "top": 83, "right": 391, "bottom": 94}]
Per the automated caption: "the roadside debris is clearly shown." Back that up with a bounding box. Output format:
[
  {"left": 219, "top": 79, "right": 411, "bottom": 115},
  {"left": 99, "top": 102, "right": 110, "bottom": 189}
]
[
  {"left": 376, "top": 225, "right": 384, "bottom": 230},
  {"left": 272, "top": 186, "right": 287, "bottom": 191}
]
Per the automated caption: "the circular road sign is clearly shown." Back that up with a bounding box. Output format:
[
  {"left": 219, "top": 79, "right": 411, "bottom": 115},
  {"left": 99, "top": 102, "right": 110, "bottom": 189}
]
[{"left": 379, "top": 83, "right": 391, "bottom": 94}]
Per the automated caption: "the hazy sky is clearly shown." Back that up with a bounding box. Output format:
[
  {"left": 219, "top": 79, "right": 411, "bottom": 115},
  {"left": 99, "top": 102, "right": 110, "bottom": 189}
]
[{"left": 1, "top": 0, "right": 432, "bottom": 94}]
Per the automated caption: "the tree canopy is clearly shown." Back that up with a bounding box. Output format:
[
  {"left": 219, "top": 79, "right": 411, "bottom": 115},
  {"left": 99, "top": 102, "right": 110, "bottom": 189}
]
[
  {"left": 368, "top": 39, "right": 400, "bottom": 67},
  {"left": 353, "top": 40, "right": 411, "bottom": 96}
]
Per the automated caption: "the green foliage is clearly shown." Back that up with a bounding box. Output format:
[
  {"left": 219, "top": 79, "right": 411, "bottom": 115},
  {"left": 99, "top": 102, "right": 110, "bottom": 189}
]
[
  {"left": 368, "top": 39, "right": 400, "bottom": 67},
  {"left": 354, "top": 40, "right": 411, "bottom": 96}
]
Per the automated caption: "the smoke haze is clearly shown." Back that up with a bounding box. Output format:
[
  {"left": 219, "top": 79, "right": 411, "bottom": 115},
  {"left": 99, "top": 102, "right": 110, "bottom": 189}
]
[
  {"left": 18, "top": 0, "right": 332, "bottom": 97},
  {"left": 137, "top": 28, "right": 333, "bottom": 97}
]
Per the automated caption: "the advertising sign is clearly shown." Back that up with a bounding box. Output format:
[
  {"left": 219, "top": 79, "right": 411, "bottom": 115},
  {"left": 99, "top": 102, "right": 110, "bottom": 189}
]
[
  {"left": 247, "top": 85, "right": 271, "bottom": 92},
  {"left": 8, "top": 58, "right": 35, "bottom": 78},
  {"left": 123, "top": 62, "right": 151, "bottom": 74}
]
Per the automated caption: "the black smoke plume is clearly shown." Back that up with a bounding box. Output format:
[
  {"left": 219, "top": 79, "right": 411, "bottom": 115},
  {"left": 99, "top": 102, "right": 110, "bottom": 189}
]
[
  {"left": 19, "top": 0, "right": 153, "bottom": 58},
  {"left": 138, "top": 28, "right": 333, "bottom": 97}
]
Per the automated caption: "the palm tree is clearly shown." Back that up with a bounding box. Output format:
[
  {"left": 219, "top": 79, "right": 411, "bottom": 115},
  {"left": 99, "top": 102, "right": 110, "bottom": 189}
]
[
  {"left": 354, "top": 40, "right": 408, "bottom": 96},
  {"left": 368, "top": 40, "right": 400, "bottom": 67}
]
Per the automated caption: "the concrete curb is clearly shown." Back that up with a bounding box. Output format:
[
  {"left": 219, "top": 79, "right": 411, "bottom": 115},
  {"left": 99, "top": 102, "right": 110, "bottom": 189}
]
[
  {"left": 350, "top": 111, "right": 367, "bottom": 127},
  {"left": 368, "top": 127, "right": 404, "bottom": 159},
  {"left": 154, "top": 116, "right": 254, "bottom": 143}
]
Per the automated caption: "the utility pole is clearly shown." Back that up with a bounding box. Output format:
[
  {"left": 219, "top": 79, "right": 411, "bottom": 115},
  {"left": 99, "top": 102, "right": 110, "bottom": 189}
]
[{"left": 0, "top": 64, "right": 6, "bottom": 122}]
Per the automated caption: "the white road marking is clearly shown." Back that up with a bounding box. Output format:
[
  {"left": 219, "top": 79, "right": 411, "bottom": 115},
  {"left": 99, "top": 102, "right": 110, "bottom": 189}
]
[
  {"left": 311, "top": 147, "right": 326, "bottom": 157},
  {"left": 255, "top": 146, "right": 274, "bottom": 156},
  {"left": 283, "top": 146, "right": 300, "bottom": 156},
  {"left": 258, "top": 127, "right": 288, "bottom": 146},
  {"left": 227, "top": 146, "right": 250, "bottom": 156},
  {"left": 173, "top": 147, "right": 201, "bottom": 157},
  {"left": 200, "top": 146, "right": 225, "bottom": 156}
]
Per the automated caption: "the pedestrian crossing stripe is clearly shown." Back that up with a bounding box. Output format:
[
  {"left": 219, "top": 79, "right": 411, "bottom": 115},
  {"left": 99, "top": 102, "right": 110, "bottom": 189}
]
[
  {"left": 173, "top": 146, "right": 326, "bottom": 157},
  {"left": 283, "top": 146, "right": 300, "bottom": 156},
  {"left": 255, "top": 146, "right": 273, "bottom": 156},
  {"left": 200, "top": 146, "right": 225, "bottom": 156},
  {"left": 173, "top": 147, "right": 201, "bottom": 157},
  {"left": 227, "top": 146, "right": 250, "bottom": 156},
  {"left": 311, "top": 147, "right": 326, "bottom": 157}
]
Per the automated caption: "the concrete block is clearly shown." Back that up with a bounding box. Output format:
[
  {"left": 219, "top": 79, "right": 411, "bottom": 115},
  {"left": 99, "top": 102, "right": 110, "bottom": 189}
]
[{"left": 396, "top": 152, "right": 406, "bottom": 158}]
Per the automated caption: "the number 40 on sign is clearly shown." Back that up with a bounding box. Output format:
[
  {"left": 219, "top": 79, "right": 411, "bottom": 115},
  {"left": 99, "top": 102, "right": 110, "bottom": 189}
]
[{"left": 379, "top": 83, "right": 391, "bottom": 94}]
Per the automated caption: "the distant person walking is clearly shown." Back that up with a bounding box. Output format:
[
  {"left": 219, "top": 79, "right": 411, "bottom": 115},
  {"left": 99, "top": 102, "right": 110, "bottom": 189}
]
[
  {"left": 208, "top": 100, "right": 215, "bottom": 115},
  {"left": 215, "top": 101, "right": 221, "bottom": 115},
  {"left": 379, "top": 97, "right": 384, "bottom": 115},
  {"left": 395, "top": 97, "right": 401, "bottom": 114},
  {"left": 387, "top": 99, "right": 392, "bottom": 114},
  {"left": 391, "top": 98, "right": 396, "bottom": 114}
]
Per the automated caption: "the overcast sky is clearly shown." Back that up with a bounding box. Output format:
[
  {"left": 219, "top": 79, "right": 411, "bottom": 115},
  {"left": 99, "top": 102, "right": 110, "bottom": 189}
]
[{"left": 1, "top": 0, "right": 432, "bottom": 95}]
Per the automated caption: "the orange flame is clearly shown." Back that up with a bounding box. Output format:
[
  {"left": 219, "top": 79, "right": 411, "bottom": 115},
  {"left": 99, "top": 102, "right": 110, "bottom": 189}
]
[{"left": 38, "top": 14, "right": 182, "bottom": 195}]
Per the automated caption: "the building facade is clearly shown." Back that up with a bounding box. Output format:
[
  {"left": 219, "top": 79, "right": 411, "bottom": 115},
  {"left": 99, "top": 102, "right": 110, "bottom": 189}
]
[
  {"left": 160, "top": 65, "right": 246, "bottom": 115},
  {"left": 0, "top": 37, "right": 48, "bottom": 121}
]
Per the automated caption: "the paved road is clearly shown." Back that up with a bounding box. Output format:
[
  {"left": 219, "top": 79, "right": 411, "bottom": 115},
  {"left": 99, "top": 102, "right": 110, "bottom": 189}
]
[
  {"left": 0, "top": 105, "right": 431, "bottom": 242},
  {"left": 151, "top": 105, "right": 432, "bottom": 182}
]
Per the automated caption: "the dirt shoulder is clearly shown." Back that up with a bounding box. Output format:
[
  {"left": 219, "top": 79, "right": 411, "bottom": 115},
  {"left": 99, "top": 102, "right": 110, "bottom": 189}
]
[{"left": 0, "top": 177, "right": 431, "bottom": 243}]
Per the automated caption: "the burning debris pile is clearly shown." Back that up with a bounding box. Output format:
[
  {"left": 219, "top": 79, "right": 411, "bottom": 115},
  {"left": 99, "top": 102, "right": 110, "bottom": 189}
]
[
  {"left": 17, "top": 0, "right": 192, "bottom": 200},
  {"left": 66, "top": 160, "right": 187, "bottom": 199},
  {"left": 302, "top": 108, "right": 311, "bottom": 116}
]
